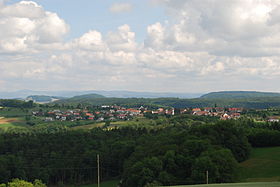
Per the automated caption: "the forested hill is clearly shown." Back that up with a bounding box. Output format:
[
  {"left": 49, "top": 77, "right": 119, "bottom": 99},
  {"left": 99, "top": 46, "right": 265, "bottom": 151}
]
[
  {"left": 201, "top": 91, "right": 280, "bottom": 99},
  {"left": 55, "top": 95, "right": 280, "bottom": 109},
  {"left": 63, "top": 93, "right": 106, "bottom": 100}
]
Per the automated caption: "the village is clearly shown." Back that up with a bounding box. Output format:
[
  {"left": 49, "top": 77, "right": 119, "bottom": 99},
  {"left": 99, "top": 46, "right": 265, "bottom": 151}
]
[
  {"left": 31, "top": 105, "right": 247, "bottom": 122},
  {"left": 32, "top": 105, "right": 175, "bottom": 122}
]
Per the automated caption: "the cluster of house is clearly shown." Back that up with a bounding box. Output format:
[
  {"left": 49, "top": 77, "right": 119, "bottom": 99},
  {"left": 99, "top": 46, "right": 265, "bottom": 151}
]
[
  {"left": 183, "top": 107, "right": 243, "bottom": 120},
  {"left": 33, "top": 106, "right": 140, "bottom": 122},
  {"left": 151, "top": 108, "right": 175, "bottom": 115},
  {"left": 267, "top": 116, "right": 280, "bottom": 122},
  {"left": 32, "top": 106, "right": 175, "bottom": 122}
]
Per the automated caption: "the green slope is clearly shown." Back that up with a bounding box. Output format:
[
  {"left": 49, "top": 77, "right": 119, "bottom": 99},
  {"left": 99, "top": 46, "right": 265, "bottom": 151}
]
[{"left": 239, "top": 147, "right": 280, "bottom": 182}]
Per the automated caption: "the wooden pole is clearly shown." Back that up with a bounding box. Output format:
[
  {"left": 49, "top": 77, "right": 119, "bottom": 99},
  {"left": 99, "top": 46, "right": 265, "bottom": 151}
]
[
  {"left": 97, "top": 154, "right": 100, "bottom": 187},
  {"left": 206, "top": 170, "right": 209, "bottom": 184}
]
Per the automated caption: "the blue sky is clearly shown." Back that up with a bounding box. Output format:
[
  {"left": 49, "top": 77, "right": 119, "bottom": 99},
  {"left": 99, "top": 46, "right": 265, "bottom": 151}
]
[
  {"left": 0, "top": 0, "right": 280, "bottom": 93},
  {"left": 9, "top": 0, "right": 167, "bottom": 42}
]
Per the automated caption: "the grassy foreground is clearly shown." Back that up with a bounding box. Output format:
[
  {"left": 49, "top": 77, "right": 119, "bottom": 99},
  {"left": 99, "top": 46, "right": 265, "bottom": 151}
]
[{"left": 78, "top": 180, "right": 118, "bottom": 187}]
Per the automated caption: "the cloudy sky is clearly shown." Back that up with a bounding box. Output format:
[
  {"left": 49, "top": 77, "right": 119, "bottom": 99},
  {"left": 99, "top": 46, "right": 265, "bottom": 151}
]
[{"left": 1, "top": 0, "right": 280, "bottom": 93}]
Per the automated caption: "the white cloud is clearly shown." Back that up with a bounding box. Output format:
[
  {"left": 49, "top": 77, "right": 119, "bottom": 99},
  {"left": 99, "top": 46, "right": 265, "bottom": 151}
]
[
  {"left": 109, "top": 3, "right": 132, "bottom": 13},
  {"left": 73, "top": 30, "right": 106, "bottom": 51},
  {"left": 148, "top": 0, "right": 280, "bottom": 57},
  {"left": 0, "top": 1, "right": 69, "bottom": 53},
  {"left": 106, "top": 24, "right": 137, "bottom": 52},
  {"left": 145, "top": 22, "right": 165, "bottom": 50}
]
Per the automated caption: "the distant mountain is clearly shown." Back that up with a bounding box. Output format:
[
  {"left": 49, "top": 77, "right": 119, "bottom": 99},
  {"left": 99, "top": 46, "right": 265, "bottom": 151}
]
[
  {"left": 201, "top": 91, "right": 280, "bottom": 99},
  {"left": 0, "top": 90, "right": 202, "bottom": 99},
  {"left": 92, "top": 90, "right": 202, "bottom": 98}
]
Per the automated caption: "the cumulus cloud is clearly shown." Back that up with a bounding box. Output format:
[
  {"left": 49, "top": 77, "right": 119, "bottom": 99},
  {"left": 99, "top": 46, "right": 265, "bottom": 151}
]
[
  {"left": 73, "top": 30, "right": 106, "bottom": 51},
  {"left": 106, "top": 24, "right": 137, "bottom": 52},
  {"left": 109, "top": 3, "right": 132, "bottom": 13},
  {"left": 148, "top": 0, "right": 280, "bottom": 57},
  {"left": 0, "top": 1, "right": 69, "bottom": 53}
]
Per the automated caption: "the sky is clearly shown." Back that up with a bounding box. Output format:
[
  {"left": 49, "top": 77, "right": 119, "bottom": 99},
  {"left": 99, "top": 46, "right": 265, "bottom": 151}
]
[{"left": 1, "top": 0, "right": 280, "bottom": 93}]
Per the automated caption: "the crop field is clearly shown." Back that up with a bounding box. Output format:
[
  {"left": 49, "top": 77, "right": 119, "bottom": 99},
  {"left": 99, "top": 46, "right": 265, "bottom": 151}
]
[
  {"left": 0, "top": 117, "right": 26, "bottom": 130},
  {"left": 0, "top": 117, "right": 21, "bottom": 124}
]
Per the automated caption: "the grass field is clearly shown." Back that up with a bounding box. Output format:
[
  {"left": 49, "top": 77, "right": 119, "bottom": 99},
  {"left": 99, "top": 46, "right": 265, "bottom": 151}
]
[
  {"left": 169, "top": 182, "right": 280, "bottom": 187},
  {"left": 239, "top": 147, "right": 280, "bottom": 182}
]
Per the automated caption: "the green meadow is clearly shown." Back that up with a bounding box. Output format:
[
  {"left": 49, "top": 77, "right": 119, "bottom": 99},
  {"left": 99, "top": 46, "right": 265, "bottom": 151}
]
[{"left": 239, "top": 147, "right": 280, "bottom": 182}]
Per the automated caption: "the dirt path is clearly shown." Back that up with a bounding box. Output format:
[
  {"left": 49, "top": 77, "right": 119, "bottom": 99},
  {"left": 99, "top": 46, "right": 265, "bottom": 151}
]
[{"left": 0, "top": 117, "right": 20, "bottom": 124}]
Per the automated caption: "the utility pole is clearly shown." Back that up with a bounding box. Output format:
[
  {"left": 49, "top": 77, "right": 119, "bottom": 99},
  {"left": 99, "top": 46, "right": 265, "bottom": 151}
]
[
  {"left": 97, "top": 154, "right": 100, "bottom": 187},
  {"left": 206, "top": 170, "right": 209, "bottom": 184}
]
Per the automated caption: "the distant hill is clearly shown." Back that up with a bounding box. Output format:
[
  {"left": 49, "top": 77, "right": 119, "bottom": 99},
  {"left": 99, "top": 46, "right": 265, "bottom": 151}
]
[
  {"left": 91, "top": 90, "right": 202, "bottom": 98},
  {"left": 54, "top": 95, "right": 280, "bottom": 109},
  {"left": 62, "top": 93, "right": 106, "bottom": 101},
  {"left": 0, "top": 90, "right": 202, "bottom": 99},
  {"left": 201, "top": 91, "right": 280, "bottom": 99}
]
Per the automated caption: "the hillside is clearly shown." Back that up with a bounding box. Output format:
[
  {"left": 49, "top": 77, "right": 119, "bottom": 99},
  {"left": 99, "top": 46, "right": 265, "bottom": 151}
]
[{"left": 201, "top": 91, "right": 280, "bottom": 99}]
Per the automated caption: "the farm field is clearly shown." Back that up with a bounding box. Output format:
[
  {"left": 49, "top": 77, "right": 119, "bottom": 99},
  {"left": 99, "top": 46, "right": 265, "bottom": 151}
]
[
  {"left": 0, "top": 117, "right": 26, "bottom": 130},
  {"left": 239, "top": 147, "right": 280, "bottom": 182},
  {"left": 168, "top": 182, "right": 280, "bottom": 187}
]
